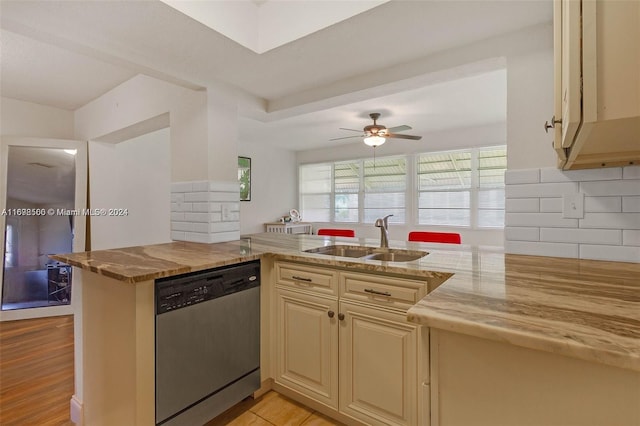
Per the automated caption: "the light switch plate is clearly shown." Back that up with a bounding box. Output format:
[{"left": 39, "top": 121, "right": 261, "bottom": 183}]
[
  {"left": 563, "top": 192, "right": 584, "bottom": 219},
  {"left": 221, "top": 204, "right": 231, "bottom": 221}
]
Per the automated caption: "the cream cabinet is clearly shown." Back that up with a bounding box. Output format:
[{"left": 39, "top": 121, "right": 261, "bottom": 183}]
[
  {"left": 275, "top": 288, "right": 339, "bottom": 409},
  {"left": 550, "top": 0, "right": 640, "bottom": 170},
  {"left": 339, "top": 300, "right": 418, "bottom": 426},
  {"left": 273, "top": 261, "right": 429, "bottom": 426}
]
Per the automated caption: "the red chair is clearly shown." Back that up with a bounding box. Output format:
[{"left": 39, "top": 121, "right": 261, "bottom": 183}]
[
  {"left": 408, "top": 231, "right": 461, "bottom": 244},
  {"left": 317, "top": 229, "right": 355, "bottom": 237}
]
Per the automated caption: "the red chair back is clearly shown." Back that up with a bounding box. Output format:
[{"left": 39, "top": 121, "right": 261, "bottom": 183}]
[
  {"left": 408, "top": 231, "right": 461, "bottom": 244},
  {"left": 317, "top": 229, "right": 355, "bottom": 237}
]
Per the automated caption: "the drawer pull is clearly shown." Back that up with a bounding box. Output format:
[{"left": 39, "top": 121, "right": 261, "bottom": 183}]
[
  {"left": 338, "top": 313, "right": 345, "bottom": 321},
  {"left": 292, "top": 275, "right": 313, "bottom": 282},
  {"left": 364, "top": 288, "right": 392, "bottom": 297},
  {"left": 328, "top": 310, "right": 335, "bottom": 318}
]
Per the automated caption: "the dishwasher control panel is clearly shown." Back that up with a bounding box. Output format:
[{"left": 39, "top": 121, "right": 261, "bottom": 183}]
[{"left": 155, "top": 260, "right": 260, "bottom": 315}]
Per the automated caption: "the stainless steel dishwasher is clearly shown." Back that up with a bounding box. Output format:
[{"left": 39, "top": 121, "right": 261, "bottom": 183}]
[{"left": 155, "top": 260, "right": 260, "bottom": 426}]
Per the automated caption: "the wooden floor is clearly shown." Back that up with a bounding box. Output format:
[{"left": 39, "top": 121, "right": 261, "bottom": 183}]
[
  {"left": 0, "top": 315, "right": 74, "bottom": 426},
  {"left": 206, "top": 391, "right": 344, "bottom": 426}
]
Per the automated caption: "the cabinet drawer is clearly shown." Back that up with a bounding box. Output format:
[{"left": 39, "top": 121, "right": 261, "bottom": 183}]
[
  {"left": 340, "top": 272, "right": 427, "bottom": 310},
  {"left": 276, "top": 262, "right": 338, "bottom": 295}
]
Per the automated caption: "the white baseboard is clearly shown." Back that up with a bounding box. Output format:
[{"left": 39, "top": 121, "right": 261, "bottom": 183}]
[{"left": 70, "top": 395, "right": 83, "bottom": 425}]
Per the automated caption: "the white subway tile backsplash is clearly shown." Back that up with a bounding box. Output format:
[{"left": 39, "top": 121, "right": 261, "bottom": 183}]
[
  {"left": 506, "top": 198, "right": 539, "bottom": 212},
  {"left": 539, "top": 198, "right": 562, "bottom": 213},
  {"left": 506, "top": 182, "right": 578, "bottom": 199},
  {"left": 171, "top": 182, "right": 192, "bottom": 193},
  {"left": 210, "top": 222, "right": 240, "bottom": 233},
  {"left": 580, "top": 180, "right": 640, "bottom": 196},
  {"left": 622, "top": 196, "right": 640, "bottom": 212},
  {"left": 579, "top": 212, "right": 640, "bottom": 230},
  {"left": 579, "top": 245, "right": 640, "bottom": 263},
  {"left": 541, "top": 167, "right": 622, "bottom": 183},
  {"left": 505, "top": 167, "right": 640, "bottom": 263},
  {"left": 183, "top": 232, "right": 214, "bottom": 244},
  {"left": 209, "top": 231, "right": 241, "bottom": 243},
  {"left": 184, "top": 192, "right": 211, "bottom": 202},
  {"left": 623, "top": 230, "right": 640, "bottom": 246},
  {"left": 584, "top": 196, "right": 622, "bottom": 213},
  {"left": 170, "top": 212, "right": 185, "bottom": 222},
  {"left": 210, "top": 192, "right": 239, "bottom": 202},
  {"left": 192, "top": 202, "right": 210, "bottom": 212},
  {"left": 540, "top": 228, "right": 621, "bottom": 245},
  {"left": 171, "top": 202, "right": 193, "bottom": 212},
  {"left": 505, "top": 169, "right": 540, "bottom": 185},
  {"left": 170, "top": 231, "right": 185, "bottom": 241},
  {"left": 505, "top": 227, "right": 539, "bottom": 241},
  {"left": 184, "top": 212, "right": 209, "bottom": 223},
  {"left": 622, "top": 166, "right": 640, "bottom": 180},
  {"left": 505, "top": 241, "right": 578, "bottom": 258},
  {"left": 506, "top": 212, "right": 578, "bottom": 228},
  {"left": 170, "top": 180, "right": 240, "bottom": 244}
]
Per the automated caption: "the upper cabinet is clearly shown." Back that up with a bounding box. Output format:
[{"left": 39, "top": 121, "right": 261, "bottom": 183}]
[{"left": 549, "top": 0, "right": 640, "bottom": 170}]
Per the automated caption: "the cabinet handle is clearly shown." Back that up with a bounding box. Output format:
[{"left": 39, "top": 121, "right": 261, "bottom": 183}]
[
  {"left": 364, "top": 288, "right": 392, "bottom": 297},
  {"left": 292, "top": 275, "right": 312, "bottom": 282},
  {"left": 338, "top": 313, "right": 345, "bottom": 321},
  {"left": 544, "top": 115, "right": 562, "bottom": 133},
  {"left": 328, "top": 310, "right": 335, "bottom": 318}
]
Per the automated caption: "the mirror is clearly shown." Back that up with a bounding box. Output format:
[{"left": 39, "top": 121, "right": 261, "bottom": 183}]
[{"left": 1, "top": 139, "right": 87, "bottom": 315}]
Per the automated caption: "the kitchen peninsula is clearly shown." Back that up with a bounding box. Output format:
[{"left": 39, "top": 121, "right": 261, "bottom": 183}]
[{"left": 53, "top": 233, "right": 640, "bottom": 426}]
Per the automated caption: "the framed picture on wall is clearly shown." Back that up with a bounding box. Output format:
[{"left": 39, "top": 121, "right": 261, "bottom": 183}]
[{"left": 238, "top": 156, "right": 251, "bottom": 201}]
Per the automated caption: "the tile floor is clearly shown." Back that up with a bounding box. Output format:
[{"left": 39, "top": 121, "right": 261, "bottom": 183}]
[{"left": 206, "top": 391, "right": 345, "bottom": 426}]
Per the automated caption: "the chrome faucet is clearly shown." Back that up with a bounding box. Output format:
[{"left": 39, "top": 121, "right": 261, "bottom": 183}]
[{"left": 375, "top": 214, "right": 393, "bottom": 248}]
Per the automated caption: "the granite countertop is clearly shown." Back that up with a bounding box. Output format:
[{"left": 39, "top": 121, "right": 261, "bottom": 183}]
[{"left": 52, "top": 232, "right": 640, "bottom": 372}]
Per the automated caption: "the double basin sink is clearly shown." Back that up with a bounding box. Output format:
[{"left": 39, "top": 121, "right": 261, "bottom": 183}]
[{"left": 304, "top": 245, "right": 427, "bottom": 262}]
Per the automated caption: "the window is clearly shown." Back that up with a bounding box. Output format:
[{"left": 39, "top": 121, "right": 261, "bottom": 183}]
[
  {"left": 417, "top": 146, "right": 506, "bottom": 228},
  {"left": 299, "top": 163, "right": 332, "bottom": 222},
  {"left": 299, "top": 146, "right": 505, "bottom": 228},
  {"left": 363, "top": 157, "right": 406, "bottom": 224}
]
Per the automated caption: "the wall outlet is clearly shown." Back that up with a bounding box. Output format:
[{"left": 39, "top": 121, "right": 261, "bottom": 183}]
[{"left": 563, "top": 192, "right": 584, "bottom": 219}]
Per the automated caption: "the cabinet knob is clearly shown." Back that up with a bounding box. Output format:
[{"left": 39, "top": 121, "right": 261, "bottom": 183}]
[
  {"left": 328, "top": 310, "right": 335, "bottom": 318},
  {"left": 544, "top": 115, "right": 562, "bottom": 133},
  {"left": 338, "top": 313, "right": 345, "bottom": 321}
]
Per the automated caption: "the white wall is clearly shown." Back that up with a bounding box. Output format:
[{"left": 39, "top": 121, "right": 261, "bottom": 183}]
[
  {"left": 89, "top": 128, "right": 171, "bottom": 250},
  {"left": 239, "top": 141, "right": 297, "bottom": 234},
  {"left": 506, "top": 50, "right": 556, "bottom": 169},
  {"left": 1, "top": 97, "right": 74, "bottom": 139}
]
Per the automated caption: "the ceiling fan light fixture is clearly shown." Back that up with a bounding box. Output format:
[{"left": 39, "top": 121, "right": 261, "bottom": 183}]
[{"left": 364, "top": 136, "right": 385, "bottom": 147}]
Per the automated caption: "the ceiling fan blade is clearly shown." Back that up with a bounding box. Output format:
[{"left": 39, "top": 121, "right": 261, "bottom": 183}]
[
  {"left": 339, "top": 127, "right": 364, "bottom": 132},
  {"left": 386, "top": 132, "right": 422, "bottom": 140},
  {"left": 386, "top": 125, "right": 412, "bottom": 133},
  {"left": 330, "top": 135, "right": 364, "bottom": 141}
]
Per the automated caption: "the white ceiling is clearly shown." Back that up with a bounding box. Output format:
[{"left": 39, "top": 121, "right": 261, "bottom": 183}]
[{"left": 0, "top": 0, "right": 552, "bottom": 152}]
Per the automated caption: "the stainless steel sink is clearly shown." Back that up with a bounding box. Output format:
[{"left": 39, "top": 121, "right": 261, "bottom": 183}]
[
  {"left": 304, "top": 245, "right": 427, "bottom": 262},
  {"left": 360, "top": 251, "right": 426, "bottom": 262},
  {"left": 304, "top": 245, "right": 375, "bottom": 258}
]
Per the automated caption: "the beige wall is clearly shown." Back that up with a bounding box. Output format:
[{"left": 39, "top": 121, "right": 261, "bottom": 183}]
[{"left": 1, "top": 97, "right": 74, "bottom": 139}]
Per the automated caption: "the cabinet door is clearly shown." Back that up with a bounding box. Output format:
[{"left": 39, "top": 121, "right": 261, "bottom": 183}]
[
  {"left": 339, "top": 301, "right": 418, "bottom": 426},
  {"left": 275, "top": 288, "right": 339, "bottom": 409},
  {"left": 560, "top": 0, "right": 582, "bottom": 149}
]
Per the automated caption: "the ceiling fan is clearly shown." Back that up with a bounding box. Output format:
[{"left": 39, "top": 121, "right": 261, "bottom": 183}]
[{"left": 330, "top": 113, "right": 422, "bottom": 147}]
